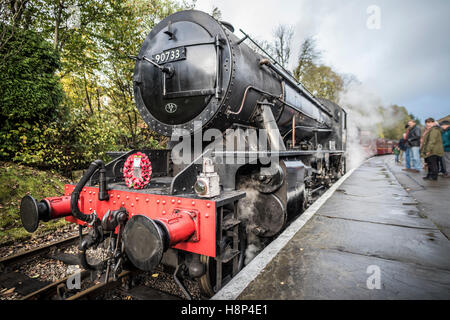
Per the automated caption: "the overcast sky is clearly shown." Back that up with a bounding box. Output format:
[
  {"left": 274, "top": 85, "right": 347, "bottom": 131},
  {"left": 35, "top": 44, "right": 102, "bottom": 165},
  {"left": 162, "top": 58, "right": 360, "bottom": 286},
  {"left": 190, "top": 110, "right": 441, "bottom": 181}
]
[{"left": 194, "top": 0, "right": 450, "bottom": 122}]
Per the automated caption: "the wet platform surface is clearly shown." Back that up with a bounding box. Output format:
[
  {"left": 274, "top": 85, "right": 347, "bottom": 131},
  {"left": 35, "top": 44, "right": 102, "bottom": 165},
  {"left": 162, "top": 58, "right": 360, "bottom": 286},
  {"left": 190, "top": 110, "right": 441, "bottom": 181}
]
[{"left": 215, "top": 155, "right": 450, "bottom": 300}]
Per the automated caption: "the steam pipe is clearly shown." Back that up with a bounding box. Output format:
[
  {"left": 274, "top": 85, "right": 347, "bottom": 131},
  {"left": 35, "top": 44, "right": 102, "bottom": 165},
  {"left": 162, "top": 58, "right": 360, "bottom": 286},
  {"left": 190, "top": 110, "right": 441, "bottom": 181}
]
[
  {"left": 227, "top": 85, "right": 281, "bottom": 116},
  {"left": 98, "top": 165, "right": 109, "bottom": 201},
  {"left": 292, "top": 116, "right": 296, "bottom": 148},
  {"left": 70, "top": 160, "right": 107, "bottom": 223}
]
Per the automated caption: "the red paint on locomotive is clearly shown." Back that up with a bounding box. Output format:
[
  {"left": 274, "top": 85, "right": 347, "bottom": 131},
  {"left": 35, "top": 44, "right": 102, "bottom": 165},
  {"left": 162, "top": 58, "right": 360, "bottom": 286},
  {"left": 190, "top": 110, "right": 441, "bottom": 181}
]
[{"left": 63, "top": 185, "right": 216, "bottom": 257}]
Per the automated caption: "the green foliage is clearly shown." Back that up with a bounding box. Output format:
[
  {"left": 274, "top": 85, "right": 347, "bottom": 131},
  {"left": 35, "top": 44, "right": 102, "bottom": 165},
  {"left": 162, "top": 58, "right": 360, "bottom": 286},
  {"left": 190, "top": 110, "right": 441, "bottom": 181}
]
[
  {"left": 293, "top": 37, "right": 344, "bottom": 103},
  {"left": 54, "top": 0, "right": 190, "bottom": 152},
  {"left": 297, "top": 64, "right": 344, "bottom": 103},
  {"left": 0, "top": 162, "right": 72, "bottom": 244},
  {"left": 0, "top": 24, "right": 66, "bottom": 166},
  {"left": 409, "top": 113, "right": 422, "bottom": 126},
  {"left": 0, "top": 24, "right": 64, "bottom": 123},
  {"left": 293, "top": 37, "right": 321, "bottom": 80},
  {"left": 0, "top": 0, "right": 190, "bottom": 176},
  {"left": 378, "top": 105, "right": 410, "bottom": 140},
  {"left": 378, "top": 105, "right": 423, "bottom": 140}
]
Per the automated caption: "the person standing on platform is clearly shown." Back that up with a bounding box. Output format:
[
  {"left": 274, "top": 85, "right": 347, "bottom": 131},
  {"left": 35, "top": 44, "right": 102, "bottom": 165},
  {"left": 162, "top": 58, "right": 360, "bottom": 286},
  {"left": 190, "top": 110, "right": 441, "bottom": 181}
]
[
  {"left": 438, "top": 155, "right": 445, "bottom": 175},
  {"left": 421, "top": 118, "right": 444, "bottom": 180},
  {"left": 403, "top": 128, "right": 411, "bottom": 170},
  {"left": 403, "top": 120, "right": 421, "bottom": 173},
  {"left": 398, "top": 133, "right": 407, "bottom": 162},
  {"left": 440, "top": 120, "right": 450, "bottom": 177},
  {"left": 393, "top": 144, "right": 401, "bottom": 163}
]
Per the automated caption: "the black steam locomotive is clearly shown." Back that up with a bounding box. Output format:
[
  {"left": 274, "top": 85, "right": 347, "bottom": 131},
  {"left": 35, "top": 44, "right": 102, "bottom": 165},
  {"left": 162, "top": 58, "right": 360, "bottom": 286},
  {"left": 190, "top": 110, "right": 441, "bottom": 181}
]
[{"left": 19, "top": 10, "right": 347, "bottom": 298}]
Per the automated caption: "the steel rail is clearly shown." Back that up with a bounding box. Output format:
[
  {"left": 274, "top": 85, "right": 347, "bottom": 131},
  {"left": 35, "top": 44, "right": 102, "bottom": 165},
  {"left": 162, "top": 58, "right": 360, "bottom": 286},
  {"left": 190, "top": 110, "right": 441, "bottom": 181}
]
[
  {"left": 0, "top": 234, "right": 80, "bottom": 271},
  {"left": 21, "top": 270, "right": 91, "bottom": 300}
]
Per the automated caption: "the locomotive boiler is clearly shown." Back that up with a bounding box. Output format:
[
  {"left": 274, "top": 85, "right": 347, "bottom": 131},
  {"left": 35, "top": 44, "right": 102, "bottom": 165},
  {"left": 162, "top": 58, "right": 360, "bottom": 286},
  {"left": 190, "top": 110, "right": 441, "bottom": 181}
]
[{"left": 19, "top": 10, "right": 347, "bottom": 298}]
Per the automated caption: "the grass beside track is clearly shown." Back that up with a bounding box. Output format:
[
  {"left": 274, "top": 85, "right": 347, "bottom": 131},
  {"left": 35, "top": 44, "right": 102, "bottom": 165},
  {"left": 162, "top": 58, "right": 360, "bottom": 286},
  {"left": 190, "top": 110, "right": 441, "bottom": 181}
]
[{"left": 0, "top": 162, "right": 73, "bottom": 245}]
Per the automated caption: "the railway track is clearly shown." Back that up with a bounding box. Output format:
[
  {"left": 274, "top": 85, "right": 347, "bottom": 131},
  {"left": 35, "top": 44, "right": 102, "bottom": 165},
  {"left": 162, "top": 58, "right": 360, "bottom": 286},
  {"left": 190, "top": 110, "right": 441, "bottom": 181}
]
[
  {"left": 21, "top": 269, "right": 130, "bottom": 300},
  {"left": 21, "top": 269, "right": 180, "bottom": 300},
  {"left": 0, "top": 234, "right": 80, "bottom": 272},
  {"left": 0, "top": 234, "right": 183, "bottom": 300},
  {"left": 0, "top": 233, "right": 82, "bottom": 299}
]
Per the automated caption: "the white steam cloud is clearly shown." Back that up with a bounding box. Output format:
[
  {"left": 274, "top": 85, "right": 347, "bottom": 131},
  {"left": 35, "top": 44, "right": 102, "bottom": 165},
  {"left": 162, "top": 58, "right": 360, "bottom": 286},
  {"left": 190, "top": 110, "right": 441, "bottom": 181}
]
[
  {"left": 236, "top": 181, "right": 265, "bottom": 265},
  {"left": 338, "top": 82, "right": 404, "bottom": 169}
]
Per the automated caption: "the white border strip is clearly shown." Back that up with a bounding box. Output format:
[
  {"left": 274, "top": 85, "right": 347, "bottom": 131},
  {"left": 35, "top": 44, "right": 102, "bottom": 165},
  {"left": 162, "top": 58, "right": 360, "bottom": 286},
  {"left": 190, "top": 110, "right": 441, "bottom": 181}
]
[{"left": 211, "top": 166, "right": 357, "bottom": 300}]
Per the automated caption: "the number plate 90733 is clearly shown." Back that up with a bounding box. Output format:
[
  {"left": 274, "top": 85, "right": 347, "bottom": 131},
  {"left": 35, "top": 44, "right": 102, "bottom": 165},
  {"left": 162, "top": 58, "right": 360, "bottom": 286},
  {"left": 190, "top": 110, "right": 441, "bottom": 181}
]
[{"left": 153, "top": 47, "right": 186, "bottom": 64}]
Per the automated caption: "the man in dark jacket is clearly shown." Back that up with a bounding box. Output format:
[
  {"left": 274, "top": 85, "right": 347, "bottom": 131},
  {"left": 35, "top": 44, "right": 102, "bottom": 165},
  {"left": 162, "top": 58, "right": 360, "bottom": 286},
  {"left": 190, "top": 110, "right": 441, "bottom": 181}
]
[
  {"left": 441, "top": 120, "right": 450, "bottom": 177},
  {"left": 421, "top": 118, "right": 444, "bottom": 180},
  {"left": 403, "top": 120, "right": 422, "bottom": 172}
]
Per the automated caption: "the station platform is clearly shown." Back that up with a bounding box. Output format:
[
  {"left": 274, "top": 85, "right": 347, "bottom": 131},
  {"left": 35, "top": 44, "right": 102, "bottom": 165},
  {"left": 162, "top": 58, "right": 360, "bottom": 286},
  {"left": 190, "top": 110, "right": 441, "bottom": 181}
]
[{"left": 213, "top": 155, "right": 450, "bottom": 300}]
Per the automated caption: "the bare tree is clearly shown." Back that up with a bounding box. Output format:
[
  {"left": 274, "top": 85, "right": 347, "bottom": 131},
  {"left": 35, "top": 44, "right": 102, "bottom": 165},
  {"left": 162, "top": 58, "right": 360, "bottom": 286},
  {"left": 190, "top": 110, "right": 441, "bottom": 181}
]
[
  {"left": 293, "top": 36, "right": 321, "bottom": 81},
  {"left": 247, "top": 36, "right": 274, "bottom": 58},
  {"left": 341, "top": 72, "right": 361, "bottom": 91},
  {"left": 0, "top": 0, "right": 31, "bottom": 63},
  {"left": 272, "top": 24, "right": 294, "bottom": 68}
]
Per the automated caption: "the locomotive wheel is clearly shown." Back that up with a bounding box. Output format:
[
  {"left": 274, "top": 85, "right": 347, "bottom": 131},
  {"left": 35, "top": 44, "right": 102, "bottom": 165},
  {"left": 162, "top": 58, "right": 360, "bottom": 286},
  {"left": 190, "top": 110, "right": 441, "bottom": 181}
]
[
  {"left": 198, "top": 228, "right": 246, "bottom": 297},
  {"left": 198, "top": 255, "right": 216, "bottom": 297}
]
